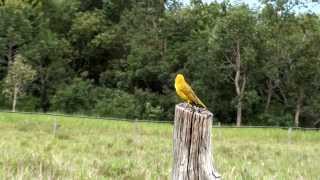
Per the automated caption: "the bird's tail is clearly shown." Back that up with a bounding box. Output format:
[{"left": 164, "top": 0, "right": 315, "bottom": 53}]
[{"left": 197, "top": 98, "right": 207, "bottom": 109}]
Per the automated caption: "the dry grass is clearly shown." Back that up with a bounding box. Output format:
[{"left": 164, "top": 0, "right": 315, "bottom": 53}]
[{"left": 0, "top": 112, "right": 319, "bottom": 179}]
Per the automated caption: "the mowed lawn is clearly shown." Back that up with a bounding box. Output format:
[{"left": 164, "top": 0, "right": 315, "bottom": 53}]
[{"left": 0, "top": 112, "right": 319, "bottom": 180}]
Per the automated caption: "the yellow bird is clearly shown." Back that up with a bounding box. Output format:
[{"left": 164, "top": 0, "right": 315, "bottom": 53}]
[{"left": 175, "top": 74, "right": 207, "bottom": 108}]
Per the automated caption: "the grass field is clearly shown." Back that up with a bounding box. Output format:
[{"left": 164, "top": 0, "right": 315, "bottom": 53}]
[{"left": 0, "top": 112, "right": 319, "bottom": 180}]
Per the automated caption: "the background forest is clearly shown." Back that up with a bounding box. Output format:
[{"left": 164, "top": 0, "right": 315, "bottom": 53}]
[{"left": 1, "top": 0, "right": 320, "bottom": 127}]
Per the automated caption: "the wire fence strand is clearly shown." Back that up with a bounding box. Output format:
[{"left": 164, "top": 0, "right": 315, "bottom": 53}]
[{"left": 0, "top": 110, "right": 319, "bottom": 131}]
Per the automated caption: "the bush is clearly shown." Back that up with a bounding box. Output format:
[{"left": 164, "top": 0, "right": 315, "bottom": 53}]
[
  {"left": 16, "top": 95, "right": 39, "bottom": 112},
  {"left": 0, "top": 83, "right": 9, "bottom": 109},
  {"left": 94, "top": 89, "right": 138, "bottom": 118},
  {"left": 51, "top": 79, "right": 168, "bottom": 120},
  {"left": 133, "top": 89, "right": 170, "bottom": 120},
  {"left": 94, "top": 88, "right": 169, "bottom": 120},
  {"left": 0, "top": 82, "right": 37, "bottom": 111},
  {"left": 257, "top": 113, "right": 294, "bottom": 127},
  {"left": 51, "top": 78, "right": 96, "bottom": 114}
]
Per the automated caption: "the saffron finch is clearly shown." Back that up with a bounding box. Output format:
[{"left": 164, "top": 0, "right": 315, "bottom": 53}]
[{"left": 174, "top": 74, "right": 207, "bottom": 108}]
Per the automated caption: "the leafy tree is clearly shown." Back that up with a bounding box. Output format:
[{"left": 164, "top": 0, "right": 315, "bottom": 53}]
[
  {"left": 69, "top": 10, "right": 118, "bottom": 82},
  {"left": 0, "top": 4, "right": 32, "bottom": 79},
  {"left": 3, "top": 54, "right": 35, "bottom": 112},
  {"left": 257, "top": 2, "right": 285, "bottom": 113},
  {"left": 122, "top": 1, "right": 168, "bottom": 93},
  {"left": 286, "top": 14, "right": 320, "bottom": 126},
  {"left": 40, "top": 0, "right": 80, "bottom": 34},
  {"left": 210, "top": 5, "right": 257, "bottom": 126},
  {"left": 26, "top": 28, "right": 72, "bottom": 112},
  {"left": 78, "top": 0, "right": 103, "bottom": 11},
  {"left": 1, "top": 0, "right": 320, "bottom": 127}
]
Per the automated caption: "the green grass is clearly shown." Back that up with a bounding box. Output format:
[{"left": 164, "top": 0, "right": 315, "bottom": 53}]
[{"left": 0, "top": 112, "right": 319, "bottom": 179}]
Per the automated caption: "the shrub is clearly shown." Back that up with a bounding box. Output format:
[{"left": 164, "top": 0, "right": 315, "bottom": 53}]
[
  {"left": 51, "top": 78, "right": 96, "bottom": 114},
  {"left": 16, "top": 95, "right": 38, "bottom": 112},
  {"left": 94, "top": 89, "right": 138, "bottom": 118},
  {"left": 0, "top": 83, "right": 9, "bottom": 109},
  {"left": 257, "top": 113, "right": 293, "bottom": 127}
]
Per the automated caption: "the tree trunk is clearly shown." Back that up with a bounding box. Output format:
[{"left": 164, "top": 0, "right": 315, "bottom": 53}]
[
  {"left": 234, "top": 40, "right": 245, "bottom": 127},
  {"left": 6, "top": 41, "right": 17, "bottom": 65},
  {"left": 40, "top": 84, "right": 49, "bottom": 112},
  {"left": 172, "top": 103, "right": 220, "bottom": 180},
  {"left": 236, "top": 100, "right": 242, "bottom": 127},
  {"left": 264, "top": 79, "right": 273, "bottom": 112},
  {"left": 278, "top": 85, "right": 288, "bottom": 107},
  {"left": 294, "top": 88, "right": 304, "bottom": 127},
  {"left": 294, "top": 103, "right": 301, "bottom": 127},
  {"left": 7, "top": 42, "right": 14, "bottom": 63},
  {"left": 12, "top": 84, "right": 18, "bottom": 112},
  {"left": 39, "top": 65, "right": 50, "bottom": 112}
]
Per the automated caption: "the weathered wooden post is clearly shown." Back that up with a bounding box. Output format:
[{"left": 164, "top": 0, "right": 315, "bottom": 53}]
[{"left": 172, "top": 103, "right": 221, "bottom": 180}]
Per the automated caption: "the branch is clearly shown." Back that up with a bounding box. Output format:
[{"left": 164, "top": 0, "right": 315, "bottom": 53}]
[{"left": 240, "top": 73, "right": 246, "bottom": 95}]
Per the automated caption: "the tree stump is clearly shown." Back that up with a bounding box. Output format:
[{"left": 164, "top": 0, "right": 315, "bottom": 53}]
[{"left": 172, "top": 103, "right": 221, "bottom": 180}]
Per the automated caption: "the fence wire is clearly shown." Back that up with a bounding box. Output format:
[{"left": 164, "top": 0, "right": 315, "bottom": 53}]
[{"left": 0, "top": 110, "right": 319, "bottom": 131}]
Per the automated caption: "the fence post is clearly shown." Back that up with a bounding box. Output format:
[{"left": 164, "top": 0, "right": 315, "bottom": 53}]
[
  {"left": 172, "top": 103, "right": 221, "bottom": 180},
  {"left": 53, "top": 119, "right": 59, "bottom": 137},
  {"left": 288, "top": 127, "right": 292, "bottom": 144}
]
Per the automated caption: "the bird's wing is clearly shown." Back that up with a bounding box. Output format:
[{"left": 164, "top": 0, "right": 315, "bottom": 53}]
[
  {"left": 180, "top": 81, "right": 207, "bottom": 108},
  {"left": 180, "top": 82, "right": 199, "bottom": 103},
  {"left": 176, "top": 88, "right": 189, "bottom": 101}
]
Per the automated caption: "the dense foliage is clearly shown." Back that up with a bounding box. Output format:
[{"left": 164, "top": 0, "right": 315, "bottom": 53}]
[{"left": 1, "top": 0, "right": 320, "bottom": 127}]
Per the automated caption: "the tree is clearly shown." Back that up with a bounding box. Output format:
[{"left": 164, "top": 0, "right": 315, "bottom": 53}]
[
  {"left": 3, "top": 54, "right": 35, "bottom": 112},
  {"left": 286, "top": 14, "right": 320, "bottom": 127},
  {"left": 210, "top": 5, "right": 257, "bottom": 126},
  {"left": 69, "top": 10, "right": 112, "bottom": 82},
  {"left": 257, "top": 2, "right": 285, "bottom": 113},
  {"left": 25, "top": 29, "right": 72, "bottom": 112},
  {"left": 0, "top": 3, "right": 33, "bottom": 80},
  {"left": 1, "top": 0, "right": 320, "bottom": 126},
  {"left": 118, "top": 1, "right": 168, "bottom": 93},
  {"left": 170, "top": 2, "right": 231, "bottom": 121}
]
